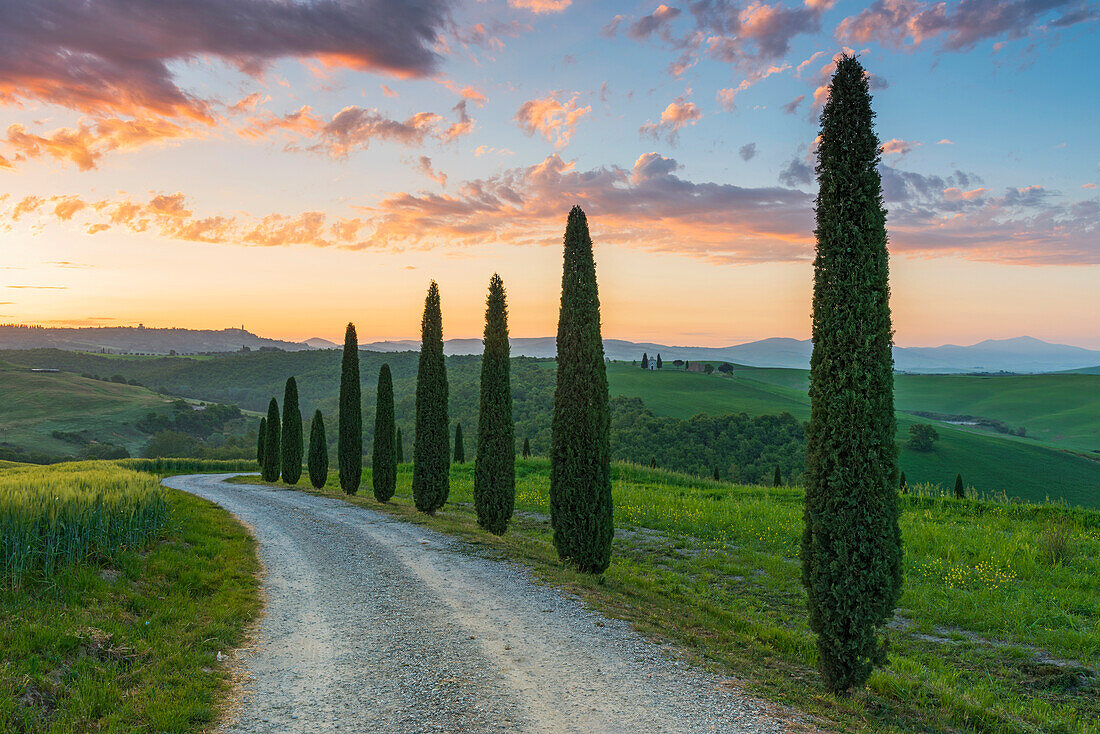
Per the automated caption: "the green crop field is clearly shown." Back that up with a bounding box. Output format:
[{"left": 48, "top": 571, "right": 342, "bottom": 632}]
[
  {"left": 606, "top": 363, "right": 1100, "bottom": 508},
  {"left": 0, "top": 361, "right": 172, "bottom": 457},
  {"left": 239, "top": 461, "right": 1100, "bottom": 733}
]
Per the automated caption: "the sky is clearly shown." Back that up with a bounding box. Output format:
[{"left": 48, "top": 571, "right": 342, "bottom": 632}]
[{"left": 1, "top": 0, "right": 1097, "bottom": 348}]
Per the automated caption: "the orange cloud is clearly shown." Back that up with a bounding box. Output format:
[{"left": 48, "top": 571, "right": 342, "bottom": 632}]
[
  {"left": 514, "top": 93, "right": 591, "bottom": 148},
  {"left": 640, "top": 97, "right": 702, "bottom": 143},
  {"left": 5, "top": 117, "right": 194, "bottom": 170},
  {"left": 509, "top": 0, "right": 572, "bottom": 13},
  {"left": 881, "top": 138, "right": 920, "bottom": 156}
]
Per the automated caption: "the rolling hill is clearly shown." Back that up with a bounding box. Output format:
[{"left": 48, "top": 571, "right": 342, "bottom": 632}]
[{"left": 0, "top": 361, "right": 172, "bottom": 458}]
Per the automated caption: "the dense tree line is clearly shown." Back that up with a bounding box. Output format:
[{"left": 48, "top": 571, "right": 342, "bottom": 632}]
[{"left": 609, "top": 397, "right": 806, "bottom": 484}]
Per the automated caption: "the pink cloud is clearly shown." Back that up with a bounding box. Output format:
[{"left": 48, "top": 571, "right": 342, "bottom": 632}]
[
  {"left": 640, "top": 96, "right": 702, "bottom": 143},
  {"left": 509, "top": 0, "right": 572, "bottom": 13},
  {"left": 881, "top": 138, "right": 920, "bottom": 156},
  {"left": 514, "top": 93, "right": 591, "bottom": 148},
  {"left": 836, "top": 0, "right": 1096, "bottom": 52}
]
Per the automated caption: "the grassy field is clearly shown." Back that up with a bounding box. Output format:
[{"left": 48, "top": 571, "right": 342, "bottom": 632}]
[
  {"left": 235, "top": 461, "right": 1099, "bottom": 734},
  {"left": 0, "top": 361, "right": 171, "bottom": 457},
  {"left": 1, "top": 463, "right": 261, "bottom": 732},
  {"left": 607, "top": 363, "right": 1100, "bottom": 508}
]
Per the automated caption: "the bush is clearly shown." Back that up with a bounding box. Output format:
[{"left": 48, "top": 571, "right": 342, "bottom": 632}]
[{"left": 907, "top": 424, "right": 939, "bottom": 452}]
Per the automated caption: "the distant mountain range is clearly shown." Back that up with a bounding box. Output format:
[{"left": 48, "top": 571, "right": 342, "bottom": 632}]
[
  {"left": 0, "top": 325, "right": 310, "bottom": 354},
  {"left": 358, "top": 335, "right": 1100, "bottom": 374},
  {"left": 1, "top": 325, "right": 1096, "bottom": 374}
]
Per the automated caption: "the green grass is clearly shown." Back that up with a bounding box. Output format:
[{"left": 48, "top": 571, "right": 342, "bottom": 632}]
[
  {"left": 607, "top": 363, "right": 1100, "bottom": 508},
  {"left": 238, "top": 460, "right": 1099, "bottom": 733},
  {"left": 0, "top": 361, "right": 171, "bottom": 456},
  {"left": 0, "top": 484, "right": 260, "bottom": 733}
]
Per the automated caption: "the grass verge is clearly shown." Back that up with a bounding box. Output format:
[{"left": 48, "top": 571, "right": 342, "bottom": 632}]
[
  {"left": 231, "top": 460, "right": 1099, "bottom": 734},
  {"left": 0, "top": 488, "right": 261, "bottom": 733}
]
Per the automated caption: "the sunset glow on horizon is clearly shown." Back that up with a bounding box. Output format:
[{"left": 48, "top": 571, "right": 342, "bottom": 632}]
[{"left": 2, "top": 0, "right": 1097, "bottom": 348}]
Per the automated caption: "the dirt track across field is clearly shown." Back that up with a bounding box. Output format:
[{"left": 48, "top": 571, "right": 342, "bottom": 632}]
[{"left": 165, "top": 474, "right": 812, "bottom": 733}]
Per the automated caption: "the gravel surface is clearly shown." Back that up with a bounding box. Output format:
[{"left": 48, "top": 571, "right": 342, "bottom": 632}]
[{"left": 165, "top": 473, "right": 814, "bottom": 733}]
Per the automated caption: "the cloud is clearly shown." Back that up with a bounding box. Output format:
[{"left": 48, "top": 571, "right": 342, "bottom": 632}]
[
  {"left": 0, "top": 0, "right": 452, "bottom": 122},
  {"left": 937, "top": 138, "right": 954, "bottom": 144},
  {"left": 782, "top": 95, "right": 806, "bottom": 114},
  {"left": 881, "top": 138, "right": 920, "bottom": 156},
  {"left": 514, "top": 93, "right": 591, "bottom": 148},
  {"left": 243, "top": 102, "right": 473, "bottom": 157},
  {"left": 779, "top": 158, "right": 814, "bottom": 187},
  {"left": 640, "top": 96, "right": 702, "bottom": 143},
  {"left": 5, "top": 117, "right": 193, "bottom": 170},
  {"left": 716, "top": 63, "right": 791, "bottom": 111},
  {"left": 739, "top": 142, "right": 758, "bottom": 161},
  {"left": 509, "top": 0, "right": 572, "bottom": 13},
  {"left": 836, "top": 0, "right": 1096, "bottom": 52},
  {"left": 606, "top": 5, "right": 683, "bottom": 41},
  {"left": 416, "top": 156, "right": 448, "bottom": 187}
]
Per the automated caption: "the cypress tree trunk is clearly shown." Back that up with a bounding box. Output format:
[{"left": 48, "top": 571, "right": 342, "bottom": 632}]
[
  {"left": 281, "top": 376, "right": 303, "bottom": 485},
  {"left": 308, "top": 409, "right": 328, "bottom": 489},
  {"left": 412, "top": 281, "right": 449, "bottom": 513},
  {"left": 802, "top": 54, "right": 903, "bottom": 696},
  {"left": 550, "top": 206, "right": 613, "bottom": 574},
  {"left": 262, "top": 398, "right": 281, "bottom": 482},
  {"left": 474, "top": 273, "right": 515, "bottom": 535},
  {"left": 338, "top": 323, "right": 362, "bottom": 495},
  {"left": 954, "top": 474, "right": 965, "bottom": 499},
  {"left": 453, "top": 424, "right": 465, "bottom": 463},
  {"left": 372, "top": 364, "right": 397, "bottom": 502},
  {"left": 522, "top": 437, "right": 530, "bottom": 459},
  {"left": 395, "top": 427, "right": 403, "bottom": 463},
  {"left": 257, "top": 417, "right": 267, "bottom": 469}
]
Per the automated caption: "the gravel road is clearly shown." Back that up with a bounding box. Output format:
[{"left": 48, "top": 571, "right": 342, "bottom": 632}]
[{"left": 165, "top": 473, "right": 812, "bottom": 734}]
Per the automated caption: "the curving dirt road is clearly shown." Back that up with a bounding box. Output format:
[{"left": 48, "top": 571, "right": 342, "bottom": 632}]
[{"left": 166, "top": 474, "right": 810, "bottom": 733}]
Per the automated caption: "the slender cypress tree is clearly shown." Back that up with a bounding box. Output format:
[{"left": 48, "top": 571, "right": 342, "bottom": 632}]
[
  {"left": 412, "top": 281, "right": 449, "bottom": 513},
  {"left": 257, "top": 417, "right": 267, "bottom": 469},
  {"left": 474, "top": 273, "right": 515, "bottom": 535},
  {"left": 338, "top": 323, "right": 362, "bottom": 495},
  {"left": 522, "top": 437, "right": 530, "bottom": 459},
  {"left": 281, "top": 377, "right": 303, "bottom": 485},
  {"left": 372, "top": 364, "right": 397, "bottom": 502},
  {"left": 802, "top": 55, "right": 903, "bottom": 696},
  {"left": 713, "top": 467, "right": 720, "bottom": 481},
  {"left": 656, "top": 354, "right": 663, "bottom": 369},
  {"left": 650, "top": 457, "right": 657, "bottom": 469},
  {"left": 453, "top": 424, "right": 465, "bottom": 463},
  {"left": 308, "top": 409, "right": 328, "bottom": 489},
  {"left": 773, "top": 464, "right": 783, "bottom": 487},
  {"left": 262, "top": 398, "right": 281, "bottom": 482},
  {"left": 954, "top": 474, "right": 965, "bottom": 499},
  {"left": 395, "top": 427, "right": 403, "bottom": 463},
  {"left": 899, "top": 471, "right": 907, "bottom": 494},
  {"left": 641, "top": 353, "right": 649, "bottom": 369},
  {"left": 550, "top": 206, "right": 613, "bottom": 574}
]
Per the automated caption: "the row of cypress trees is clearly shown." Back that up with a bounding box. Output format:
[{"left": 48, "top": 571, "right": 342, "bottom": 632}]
[{"left": 255, "top": 377, "right": 328, "bottom": 490}]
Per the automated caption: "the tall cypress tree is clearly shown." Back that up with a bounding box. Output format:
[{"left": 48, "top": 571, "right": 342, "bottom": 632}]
[
  {"left": 262, "top": 398, "right": 281, "bottom": 482},
  {"left": 308, "top": 409, "right": 328, "bottom": 489},
  {"left": 773, "top": 464, "right": 783, "bottom": 487},
  {"left": 395, "top": 427, "right": 403, "bottom": 463},
  {"left": 412, "top": 281, "right": 449, "bottom": 513},
  {"left": 641, "top": 353, "right": 649, "bottom": 369},
  {"left": 954, "top": 474, "right": 965, "bottom": 499},
  {"left": 257, "top": 417, "right": 267, "bottom": 469},
  {"left": 372, "top": 364, "right": 397, "bottom": 502},
  {"left": 550, "top": 206, "right": 613, "bottom": 574},
  {"left": 338, "top": 323, "right": 362, "bottom": 495},
  {"left": 656, "top": 353, "right": 663, "bottom": 369},
  {"left": 281, "top": 377, "right": 303, "bottom": 485},
  {"left": 474, "top": 273, "right": 515, "bottom": 535},
  {"left": 802, "top": 55, "right": 903, "bottom": 696},
  {"left": 522, "top": 437, "right": 530, "bottom": 459},
  {"left": 453, "top": 424, "right": 465, "bottom": 463}
]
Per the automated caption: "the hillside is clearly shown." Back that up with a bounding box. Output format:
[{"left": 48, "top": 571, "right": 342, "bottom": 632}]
[
  {"left": 0, "top": 361, "right": 172, "bottom": 458},
  {"left": 0, "top": 324, "right": 310, "bottom": 354},
  {"left": 3, "top": 348, "right": 1097, "bottom": 507}
]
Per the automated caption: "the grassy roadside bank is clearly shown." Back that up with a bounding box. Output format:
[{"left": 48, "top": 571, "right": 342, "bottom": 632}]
[
  {"left": 231, "top": 460, "right": 1099, "bottom": 734},
  {"left": 1, "top": 478, "right": 261, "bottom": 733}
]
